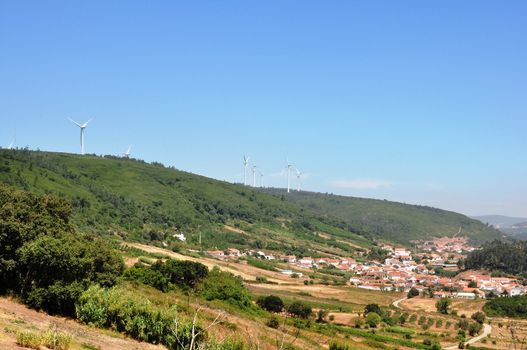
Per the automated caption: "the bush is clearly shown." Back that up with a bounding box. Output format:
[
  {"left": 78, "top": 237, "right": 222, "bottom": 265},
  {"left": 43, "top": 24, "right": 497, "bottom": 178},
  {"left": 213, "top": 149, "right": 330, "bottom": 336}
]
[
  {"left": 364, "top": 303, "right": 382, "bottom": 316},
  {"left": 16, "top": 330, "right": 42, "bottom": 349},
  {"left": 266, "top": 317, "right": 280, "bottom": 329},
  {"left": 256, "top": 295, "right": 284, "bottom": 313},
  {"left": 329, "top": 341, "right": 351, "bottom": 350},
  {"left": 199, "top": 267, "right": 252, "bottom": 308},
  {"left": 468, "top": 322, "right": 483, "bottom": 336},
  {"left": 76, "top": 285, "right": 202, "bottom": 349},
  {"left": 436, "top": 298, "right": 452, "bottom": 314},
  {"left": 287, "top": 301, "right": 312, "bottom": 319},
  {"left": 42, "top": 328, "right": 72, "bottom": 350},
  {"left": 365, "top": 312, "right": 381, "bottom": 328},
  {"left": 471, "top": 311, "right": 486, "bottom": 324},
  {"left": 407, "top": 287, "right": 419, "bottom": 298}
]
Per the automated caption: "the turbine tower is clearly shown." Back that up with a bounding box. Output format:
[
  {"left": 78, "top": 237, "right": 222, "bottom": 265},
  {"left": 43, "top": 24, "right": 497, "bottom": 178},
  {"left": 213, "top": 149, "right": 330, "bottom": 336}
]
[
  {"left": 252, "top": 165, "right": 257, "bottom": 187},
  {"left": 296, "top": 169, "right": 303, "bottom": 191},
  {"left": 287, "top": 160, "right": 292, "bottom": 193},
  {"left": 260, "top": 172, "right": 264, "bottom": 188},
  {"left": 7, "top": 139, "right": 14, "bottom": 150},
  {"left": 243, "top": 155, "right": 250, "bottom": 186},
  {"left": 68, "top": 118, "right": 93, "bottom": 155}
]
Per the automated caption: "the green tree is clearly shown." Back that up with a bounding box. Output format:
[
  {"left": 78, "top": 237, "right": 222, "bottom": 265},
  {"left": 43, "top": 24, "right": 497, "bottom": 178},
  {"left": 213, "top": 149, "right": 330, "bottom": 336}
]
[
  {"left": 365, "top": 312, "right": 381, "bottom": 328},
  {"left": 407, "top": 287, "right": 419, "bottom": 298},
  {"left": 364, "top": 303, "right": 382, "bottom": 316},
  {"left": 287, "top": 301, "right": 312, "bottom": 319},
  {"left": 256, "top": 295, "right": 284, "bottom": 313},
  {"left": 436, "top": 298, "right": 452, "bottom": 314},
  {"left": 471, "top": 311, "right": 486, "bottom": 324}
]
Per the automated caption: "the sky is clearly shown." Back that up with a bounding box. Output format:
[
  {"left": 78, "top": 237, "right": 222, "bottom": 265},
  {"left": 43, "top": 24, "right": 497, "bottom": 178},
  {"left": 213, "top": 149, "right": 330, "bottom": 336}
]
[{"left": 1, "top": 1, "right": 526, "bottom": 217}]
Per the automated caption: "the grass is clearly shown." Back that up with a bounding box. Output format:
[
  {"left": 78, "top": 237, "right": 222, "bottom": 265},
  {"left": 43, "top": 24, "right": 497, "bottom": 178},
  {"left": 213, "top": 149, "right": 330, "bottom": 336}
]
[{"left": 16, "top": 328, "right": 71, "bottom": 350}]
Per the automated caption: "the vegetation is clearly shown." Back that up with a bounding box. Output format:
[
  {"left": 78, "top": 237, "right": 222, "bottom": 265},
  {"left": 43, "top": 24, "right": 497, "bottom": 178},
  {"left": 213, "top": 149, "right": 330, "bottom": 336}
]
[
  {"left": 365, "top": 312, "right": 381, "bottom": 328},
  {"left": 198, "top": 267, "right": 252, "bottom": 308},
  {"left": 0, "top": 184, "right": 123, "bottom": 316},
  {"left": 256, "top": 295, "right": 284, "bottom": 313},
  {"left": 262, "top": 188, "right": 502, "bottom": 244},
  {"left": 483, "top": 295, "right": 527, "bottom": 318},
  {"left": 287, "top": 300, "right": 312, "bottom": 319},
  {"left": 465, "top": 239, "right": 527, "bottom": 275},
  {"left": 16, "top": 328, "right": 71, "bottom": 350},
  {"left": 436, "top": 298, "right": 452, "bottom": 314},
  {"left": 76, "top": 285, "right": 202, "bottom": 349},
  {"left": 407, "top": 287, "right": 420, "bottom": 298}
]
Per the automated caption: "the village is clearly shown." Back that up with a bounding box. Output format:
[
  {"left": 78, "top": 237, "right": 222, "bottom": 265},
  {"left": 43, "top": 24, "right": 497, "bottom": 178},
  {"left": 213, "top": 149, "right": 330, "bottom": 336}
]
[{"left": 206, "top": 236, "right": 527, "bottom": 300}]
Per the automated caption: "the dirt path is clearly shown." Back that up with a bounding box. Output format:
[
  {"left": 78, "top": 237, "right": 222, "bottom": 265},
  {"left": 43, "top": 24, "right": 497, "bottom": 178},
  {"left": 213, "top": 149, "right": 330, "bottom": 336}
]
[
  {"left": 0, "top": 297, "right": 164, "bottom": 350},
  {"left": 444, "top": 323, "right": 492, "bottom": 350},
  {"left": 392, "top": 296, "right": 407, "bottom": 309}
]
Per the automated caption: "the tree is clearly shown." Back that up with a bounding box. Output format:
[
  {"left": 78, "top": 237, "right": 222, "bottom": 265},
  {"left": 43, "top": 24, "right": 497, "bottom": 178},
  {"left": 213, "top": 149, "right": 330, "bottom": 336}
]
[
  {"left": 316, "top": 309, "right": 328, "bottom": 323},
  {"left": 468, "top": 322, "right": 483, "bottom": 336},
  {"left": 365, "top": 312, "right": 381, "bottom": 328},
  {"left": 436, "top": 298, "right": 451, "bottom": 314},
  {"left": 257, "top": 295, "right": 284, "bottom": 313},
  {"left": 364, "top": 303, "right": 382, "bottom": 316},
  {"left": 468, "top": 281, "right": 477, "bottom": 288},
  {"left": 287, "top": 301, "right": 312, "bottom": 319},
  {"left": 471, "top": 311, "right": 486, "bottom": 324},
  {"left": 407, "top": 287, "right": 419, "bottom": 298}
]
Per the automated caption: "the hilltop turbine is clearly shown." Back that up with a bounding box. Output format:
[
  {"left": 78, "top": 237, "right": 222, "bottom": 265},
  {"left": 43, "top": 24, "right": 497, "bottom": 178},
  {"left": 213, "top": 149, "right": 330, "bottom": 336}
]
[
  {"left": 296, "top": 169, "right": 303, "bottom": 191},
  {"left": 286, "top": 160, "right": 292, "bottom": 193},
  {"left": 122, "top": 145, "right": 132, "bottom": 158},
  {"left": 6, "top": 139, "right": 14, "bottom": 150},
  {"left": 68, "top": 118, "right": 93, "bottom": 155},
  {"left": 243, "top": 155, "right": 250, "bottom": 186},
  {"left": 252, "top": 165, "right": 257, "bottom": 187}
]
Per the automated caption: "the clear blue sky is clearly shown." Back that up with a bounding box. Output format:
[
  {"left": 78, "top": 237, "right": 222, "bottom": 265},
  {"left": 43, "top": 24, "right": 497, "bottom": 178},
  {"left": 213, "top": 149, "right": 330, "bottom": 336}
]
[{"left": 1, "top": 1, "right": 526, "bottom": 217}]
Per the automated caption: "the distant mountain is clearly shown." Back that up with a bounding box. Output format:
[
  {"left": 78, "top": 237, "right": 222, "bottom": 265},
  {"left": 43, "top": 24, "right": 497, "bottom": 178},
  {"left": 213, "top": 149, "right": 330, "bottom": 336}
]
[
  {"left": 471, "top": 215, "right": 527, "bottom": 228},
  {"left": 262, "top": 189, "right": 504, "bottom": 245}
]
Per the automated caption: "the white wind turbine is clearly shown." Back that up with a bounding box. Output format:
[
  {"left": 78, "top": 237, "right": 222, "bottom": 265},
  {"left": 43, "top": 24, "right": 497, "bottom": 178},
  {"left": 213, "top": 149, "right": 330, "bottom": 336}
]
[
  {"left": 260, "top": 172, "right": 264, "bottom": 188},
  {"left": 296, "top": 169, "right": 303, "bottom": 191},
  {"left": 252, "top": 165, "right": 257, "bottom": 187},
  {"left": 243, "top": 155, "right": 250, "bottom": 186},
  {"left": 6, "top": 139, "right": 14, "bottom": 150},
  {"left": 68, "top": 118, "right": 93, "bottom": 155},
  {"left": 122, "top": 145, "right": 132, "bottom": 158},
  {"left": 286, "top": 159, "right": 292, "bottom": 193}
]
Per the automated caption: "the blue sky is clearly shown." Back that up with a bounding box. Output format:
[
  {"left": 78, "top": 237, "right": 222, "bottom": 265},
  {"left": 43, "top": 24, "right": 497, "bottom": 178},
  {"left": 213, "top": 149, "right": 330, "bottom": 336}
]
[{"left": 1, "top": 1, "right": 526, "bottom": 217}]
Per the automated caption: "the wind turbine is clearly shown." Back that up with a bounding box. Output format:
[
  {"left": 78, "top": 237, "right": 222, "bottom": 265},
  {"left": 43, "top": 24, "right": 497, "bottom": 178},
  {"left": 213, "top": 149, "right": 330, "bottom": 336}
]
[
  {"left": 286, "top": 159, "right": 292, "bottom": 193},
  {"left": 260, "top": 172, "right": 264, "bottom": 188},
  {"left": 6, "top": 139, "right": 14, "bottom": 150},
  {"left": 296, "top": 169, "right": 303, "bottom": 191},
  {"left": 68, "top": 118, "right": 93, "bottom": 155},
  {"left": 243, "top": 155, "right": 250, "bottom": 186},
  {"left": 252, "top": 165, "right": 257, "bottom": 187},
  {"left": 122, "top": 145, "right": 132, "bottom": 158}
]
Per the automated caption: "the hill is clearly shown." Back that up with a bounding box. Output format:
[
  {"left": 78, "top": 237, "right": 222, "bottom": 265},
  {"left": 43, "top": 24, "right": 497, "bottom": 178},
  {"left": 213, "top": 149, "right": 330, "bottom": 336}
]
[
  {"left": 261, "top": 189, "right": 504, "bottom": 245},
  {"left": 471, "top": 215, "right": 527, "bottom": 228},
  {"left": 0, "top": 149, "right": 371, "bottom": 256}
]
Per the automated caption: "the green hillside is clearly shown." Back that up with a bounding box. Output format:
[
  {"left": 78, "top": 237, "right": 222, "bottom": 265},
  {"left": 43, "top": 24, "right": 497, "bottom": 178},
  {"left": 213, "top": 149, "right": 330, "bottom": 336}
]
[
  {"left": 0, "top": 149, "right": 371, "bottom": 256},
  {"left": 261, "top": 189, "right": 504, "bottom": 245}
]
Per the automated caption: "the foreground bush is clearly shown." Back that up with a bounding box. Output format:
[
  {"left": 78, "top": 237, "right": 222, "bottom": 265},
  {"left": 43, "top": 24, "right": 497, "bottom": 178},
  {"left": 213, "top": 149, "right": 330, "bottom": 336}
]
[
  {"left": 287, "top": 301, "right": 312, "bottom": 319},
  {"left": 199, "top": 267, "right": 252, "bottom": 308},
  {"left": 16, "top": 328, "right": 71, "bottom": 350},
  {"left": 256, "top": 295, "right": 284, "bottom": 313},
  {"left": 76, "top": 285, "right": 203, "bottom": 349}
]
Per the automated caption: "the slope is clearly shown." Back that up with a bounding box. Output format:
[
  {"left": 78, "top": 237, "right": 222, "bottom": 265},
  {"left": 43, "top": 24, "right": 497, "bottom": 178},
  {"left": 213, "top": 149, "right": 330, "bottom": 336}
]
[
  {"left": 261, "top": 189, "right": 504, "bottom": 245},
  {"left": 0, "top": 149, "right": 370, "bottom": 255}
]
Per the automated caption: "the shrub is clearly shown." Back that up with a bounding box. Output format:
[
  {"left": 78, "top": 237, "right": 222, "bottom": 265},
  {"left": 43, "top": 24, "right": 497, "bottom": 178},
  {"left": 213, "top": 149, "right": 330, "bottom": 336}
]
[
  {"left": 266, "top": 317, "right": 280, "bottom": 329},
  {"left": 16, "top": 330, "right": 42, "bottom": 349},
  {"left": 436, "top": 298, "right": 452, "bottom": 314},
  {"left": 329, "top": 341, "right": 351, "bottom": 350},
  {"left": 468, "top": 322, "right": 483, "bottom": 336},
  {"left": 364, "top": 303, "right": 382, "bottom": 316},
  {"left": 257, "top": 295, "right": 284, "bottom": 313},
  {"left": 199, "top": 267, "right": 252, "bottom": 308},
  {"left": 471, "top": 311, "right": 486, "bottom": 324},
  {"left": 76, "top": 285, "right": 202, "bottom": 349},
  {"left": 407, "top": 287, "right": 419, "bottom": 298},
  {"left": 42, "top": 328, "right": 72, "bottom": 350},
  {"left": 365, "top": 312, "right": 381, "bottom": 328},
  {"left": 316, "top": 309, "right": 328, "bottom": 323},
  {"left": 287, "top": 301, "right": 312, "bottom": 319}
]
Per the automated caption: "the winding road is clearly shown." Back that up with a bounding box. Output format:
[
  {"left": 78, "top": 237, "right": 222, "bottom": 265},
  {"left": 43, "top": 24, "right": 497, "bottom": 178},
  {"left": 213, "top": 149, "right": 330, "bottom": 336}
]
[{"left": 391, "top": 296, "right": 492, "bottom": 349}]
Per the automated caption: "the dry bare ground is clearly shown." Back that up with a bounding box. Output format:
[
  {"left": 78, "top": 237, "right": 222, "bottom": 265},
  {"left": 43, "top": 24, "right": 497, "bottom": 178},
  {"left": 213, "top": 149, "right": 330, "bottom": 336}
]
[
  {"left": 0, "top": 297, "right": 165, "bottom": 350},
  {"left": 399, "top": 296, "right": 485, "bottom": 316}
]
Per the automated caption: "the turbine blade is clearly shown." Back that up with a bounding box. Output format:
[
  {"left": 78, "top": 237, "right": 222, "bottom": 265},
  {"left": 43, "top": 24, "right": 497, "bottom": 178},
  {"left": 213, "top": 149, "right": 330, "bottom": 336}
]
[
  {"left": 68, "top": 118, "right": 82, "bottom": 127},
  {"left": 82, "top": 118, "right": 94, "bottom": 128}
]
